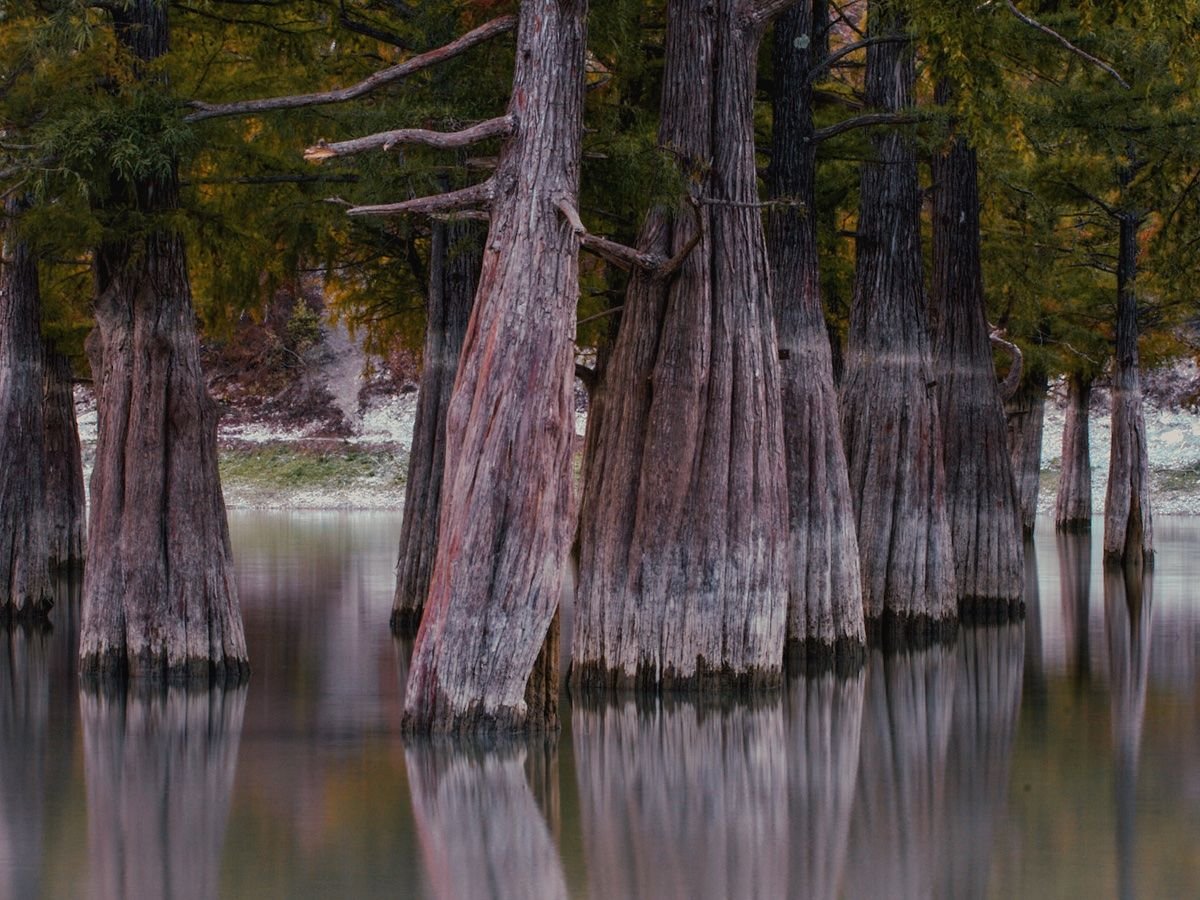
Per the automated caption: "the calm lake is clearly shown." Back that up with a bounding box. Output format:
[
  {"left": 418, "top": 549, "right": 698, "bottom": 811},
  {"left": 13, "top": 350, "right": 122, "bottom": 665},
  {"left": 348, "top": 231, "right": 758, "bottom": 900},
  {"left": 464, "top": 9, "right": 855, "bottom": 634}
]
[{"left": 3, "top": 512, "right": 1199, "bottom": 899}]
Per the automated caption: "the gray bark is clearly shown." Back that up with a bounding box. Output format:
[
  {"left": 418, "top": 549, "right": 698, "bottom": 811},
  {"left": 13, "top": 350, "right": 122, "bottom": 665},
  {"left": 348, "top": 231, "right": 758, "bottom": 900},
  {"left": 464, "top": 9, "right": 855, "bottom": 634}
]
[
  {"left": 572, "top": 0, "right": 790, "bottom": 693},
  {"left": 1005, "top": 373, "right": 1047, "bottom": 536},
  {"left": 768, "top": 0, "right": 866, "bottom": 668},
  {"left": 841, "top": 0, "right": 957, "bottom": 638},
  {"left": 391, "top": 219, "right": 481, "bottom": 635},
  {"left": 403, "top": 0, "right": 586, "bottom": 733},
  {"left": 43, "top": 348, "right": 86, "bottom": 569},
  {"left": 1056, "top": 373, "right": 1093, "bottom": 531}
]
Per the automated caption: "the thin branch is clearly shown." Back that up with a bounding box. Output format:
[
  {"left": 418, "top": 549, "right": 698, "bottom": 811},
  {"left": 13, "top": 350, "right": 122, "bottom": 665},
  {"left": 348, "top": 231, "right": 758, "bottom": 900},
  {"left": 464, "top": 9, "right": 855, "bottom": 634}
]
[
  {"left": 1003, "top": 0, "right": 1130, "bottom": 90},
  {"left": 812, "top": 111, "right": 922, "bottom": 143},
  {"left": 807, "top": 35, "right": 908, "bottom": 84},
  {"left": 576, "top": 307, "right": 625, "bottom": 329},
  {"left": 337, "top": 0, "right": 411, "bottom": 50},
  {"left": 1062, "top": 180, "right": 1119, "bottom": 219},
  {"left": 305, "top": 115, "right": 515, "bottom": 161},
  {"left": 580, "top": 233, "right": 665, "bottom": 271},
  {"left": 656, "top": 198, "right": 704, "bottom": 280},
  {"left": 989, "top": 325, "right": 1024, "bottom": 402},
  {"left": 346, "top": 179, "right": 495, "bottom": 218},
  {"left": 185, "top": 16, "right": 516, "bottom": 122}
]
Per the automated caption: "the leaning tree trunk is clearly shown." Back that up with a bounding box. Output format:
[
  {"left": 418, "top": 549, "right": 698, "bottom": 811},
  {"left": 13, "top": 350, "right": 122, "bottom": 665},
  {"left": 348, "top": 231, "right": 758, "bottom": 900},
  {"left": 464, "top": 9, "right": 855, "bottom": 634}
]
[
  {"left": 391, "top": 219, "right": 482, "bottom": 635},
  {"left": 1056, "top": 372, "right": 1093, "bottom": 531},
  {"left": 79, "top": 0, "right": 248, "bottom": 683},
  {"left": 42, "top": 348, "right": 86, "bottom": 569},
  {"left": 572, "top": 0, "right": 790, "bottom": 692},
  {"left": 767, "top": 0, "right": 866, "bottom": 668},
  {"left": 931, "top": 101, "right": 1023, "bottom": 618},
  {"left": 0, "top": 208, "right": 53, "bottom": 620},
  {"left": 840, "top": 1, "right": 957, "bottom": 638},
  {"left": 1005, "top": 371, "right": 1048, "bottom": 536},
  {"left": 403, "top": 0, "right": 586, "bottom": 733},
  {"left": 1103, "top": 211, "right": 1153, "bottom": 565}
]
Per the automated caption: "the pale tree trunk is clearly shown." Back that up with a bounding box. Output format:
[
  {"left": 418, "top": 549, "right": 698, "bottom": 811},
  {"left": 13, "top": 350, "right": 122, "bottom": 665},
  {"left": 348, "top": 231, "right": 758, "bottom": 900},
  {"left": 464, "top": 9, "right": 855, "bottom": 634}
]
[
  {"left": 1005, "top": 372, "right": 1047, "bottom": 536},
  {"left": 0, "top": 208, "right": 53, "bottom": 620},
  {"left": 1103, "top": 211, "right": 1153, "bottom": 565},
  {"left": 1056, "top": 372, "right": 1093, "bottom": 531},
  {"left": 79, "top": 0, "right": 248, "bottom": 683},
  {"left": 42, "top": 348, "right": 86, "bottom": 569},
  {"left": 572, "top": 0, "right": 790, "bottom": 692},
  {"left": 935, "top": 624, "right": 1024, "bottom": 899},
  {"left": 841, "top": 0, "right": 957, "bottom": 637},
  {"left": 768, "top": 0, "right": 866, "bottom": 668},
  {"left": 1104, "top": 563, "right": 1151, "bottom": 900},
  {"left": 572, "top": 698, "right": 788, "bottom": 899},
  {"left": 844, "top": 643, "right": 957, "bottom": 899},
  {"left": 931, "top": 100, "right": 1024, "bottom": 617},
  {"left": 81, "top": 685, "right": 247, "bottom": 900},
  {"left": 403, "top": 0, "right": 586, "bottom": 733},
  {"left": 786, "top": 669, "right": 865, "bottom": 900},
  {"left": 391, "top": 219, "right": 482, "bottom": 635},
  {"left": 405, "top": 740, "right": 568, "bottom": 900}
]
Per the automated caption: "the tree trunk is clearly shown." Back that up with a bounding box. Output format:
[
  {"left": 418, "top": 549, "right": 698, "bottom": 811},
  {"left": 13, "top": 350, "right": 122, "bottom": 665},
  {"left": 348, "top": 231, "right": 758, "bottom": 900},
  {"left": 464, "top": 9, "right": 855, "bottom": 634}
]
[
  {"left": 42, "top": 348, "right": 86, "bottom": 570},
  {"left": 0, "top": 208, "right": 53, "bottom": 620},
  {"left": 931, "top": 105, "right": 1024, "bottom": 618},
  {"left": 402, "top": 0, "right": 586, "bottom": 734},
  {"left": 79, "top": 0, "right": 248, "bottom": 683},
  {"left": 1103, "top": 212, "right": 1153, "bottom": 564},
  {"left": 841, "top": 2, "right": 957, "bottom": 638},
  {"left": 1005, "top": 372, "right": 1047, "bottom": 536},
  {"left": 81, "top": 685, "right": 247, "bottom": 900},
  {"left": 572, "top": 0, "right": 790, "bottom": 692},
  {"left": 391, "top": 219, "right": 481, "bottom": 635},
  {"left": 1056, "top": 530, "right": 1092, "bottom": 689},
  {"left": 1055, "top": 372, "right": 1093, "bottom": 531},
  {"left": 767, "top": 0, "right": 866, "bottom": 669}
]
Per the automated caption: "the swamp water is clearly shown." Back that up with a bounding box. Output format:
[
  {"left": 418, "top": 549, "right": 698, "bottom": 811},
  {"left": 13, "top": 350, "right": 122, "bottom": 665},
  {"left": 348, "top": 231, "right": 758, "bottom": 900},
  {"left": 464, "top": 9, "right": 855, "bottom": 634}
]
[{"left": 2, "top": 512, "right": 1199, "bottom": 898}]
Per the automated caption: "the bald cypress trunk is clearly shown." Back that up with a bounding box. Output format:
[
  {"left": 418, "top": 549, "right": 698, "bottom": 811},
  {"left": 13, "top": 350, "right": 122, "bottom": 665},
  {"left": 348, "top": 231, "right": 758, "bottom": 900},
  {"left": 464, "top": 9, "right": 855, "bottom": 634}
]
[
  {"left": 42, "top": 348, "right": 86, "bottom": 570},
  {"left": 572, "top": 0, "right": 790, "bottom": 693},
  {"left": 1005, "top": 373, "right": 1047, "bottom": 536},
  {"left": 930, "top": 97, "right": 1023, "bottom": 618},
  {"left": 391, "top": 219, "right": 481, "bottom": 635},
  {"left": 79, "top": 0, "right": 248, "bottom": 683},
  {"left": 402, "top": 0, "right": 586, "bottom": 734},
  {"left": 768, "top": 0, "right": 866, "bottom": 668},
  {"left": 1103, "top": 211, "right": 1153, "bottom": 565},
  {"left": 0, "top": 209, "right": 53, "bottom": 620},
  {"left": 841, "top": 1, "right": 957, "bottom": 638},
  {"left": 1055, "top": 372, "right": 1093, "bottom": 531}
]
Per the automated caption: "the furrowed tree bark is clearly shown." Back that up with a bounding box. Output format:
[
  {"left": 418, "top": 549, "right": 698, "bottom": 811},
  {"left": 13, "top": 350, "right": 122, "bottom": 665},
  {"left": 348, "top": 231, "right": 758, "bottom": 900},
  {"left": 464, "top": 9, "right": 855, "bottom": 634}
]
[
  {"left": 1055, "top": 372, "right": 1093, "bottom": 531},
  {"left": 1103, "top": 210, "right": 1153, "bottom": 565},
  {"left": 930, "top": 89, "right": 1024, "bottom": 619},
  {"left": 0, "top": 208, "right": 53, "bottom": 620},
  {"left": 572, "top": 0, "right": 790, "bottom": 693},
  {"left": 79, "top": 0, "right": 248, "bottom": 684},
  {"left": 1005, "top": 371, "right": 1048, "bottom": 535},
  {"left": 391, "top": 219, "right": 482, "bottom": 635},
  {"left": 42, "top": 348, "right": 86, "bottom": 570},
  {"left": 840, "top": 1, "right": 957, "bottom": 639},
  {"left": 402, "top": 0, "right": 586, "bottom": 734},
  {"left": 767, "top": 0, "right": 866, "bottom": 669}
]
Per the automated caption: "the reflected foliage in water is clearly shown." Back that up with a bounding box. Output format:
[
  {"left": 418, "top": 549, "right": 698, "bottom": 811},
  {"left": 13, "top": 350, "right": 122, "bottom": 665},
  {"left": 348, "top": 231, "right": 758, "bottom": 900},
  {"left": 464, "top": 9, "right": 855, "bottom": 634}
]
[{"left": 2, "top": 513, "right": 1200, "bottom": 898}]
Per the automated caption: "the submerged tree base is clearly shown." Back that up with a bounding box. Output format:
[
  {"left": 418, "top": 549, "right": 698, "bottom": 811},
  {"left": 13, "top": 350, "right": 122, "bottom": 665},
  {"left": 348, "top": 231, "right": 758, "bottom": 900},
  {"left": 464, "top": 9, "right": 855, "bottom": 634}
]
[
  {"left": 783, "top": 636, "right": 868, "bottom": 678},
  {"left": 79, "top": 649, "right": 250, "bottom": 687},
  {"left": 389, "top": 606, "right": 422, "bottom": 637},
  {"left": 958, "top": 596, "right": 1026, "bottom": 626},
  {"left": 569, "top": 658, "right": 783, "bottom": 696},
  {"left": 1056, "top": 518, "right": 1092, "bottom": 534},
  {"left": 866, "top": 611, "right": 958, "bottom": 652}
]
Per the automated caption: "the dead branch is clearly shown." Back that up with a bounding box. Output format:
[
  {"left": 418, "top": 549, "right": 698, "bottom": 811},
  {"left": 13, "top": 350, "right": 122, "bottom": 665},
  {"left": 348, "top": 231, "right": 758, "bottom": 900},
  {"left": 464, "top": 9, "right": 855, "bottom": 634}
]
[
  {"left": 185, "top": 16, "right": 517, "bottom": 122},
  {"left": 580, "top": 233, "right": 665, "bottom": 271},
  {"left": 812, "top": 111, "right": 922, "bottom": 143},
  {"left": 305, "top": 115, "right": 516, "bottom": 161},
  {"left": 1003, "top": 0, "right": 1130, "bottom": 90},
  {"left": 989, "top": 324, "right": 1025, "bottom": 402},
  {"left": 346, "top": 179, "right": 495, "bottom": 218},
  {"left": 806, "top": 35, "right": 909, "bottom": 84}
]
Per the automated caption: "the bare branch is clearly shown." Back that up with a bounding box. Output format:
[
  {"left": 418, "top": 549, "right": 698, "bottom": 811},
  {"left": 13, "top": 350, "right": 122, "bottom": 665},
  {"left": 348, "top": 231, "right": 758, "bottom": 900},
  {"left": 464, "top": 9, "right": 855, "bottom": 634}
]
[
  {"left": 990, "top": 325, "right": 1024, "bottom": 402},
  {"left": 576, "top": 307, "right": 625, "bottom": 330},
  {"left": 556, "top": 198, "right": 586, "bottom": 235},
  {"left": 185, "top": 16, "right": 517, "bottom": 122},
  {"left": 807, "top": 35, "right": 908, "bottom": 84},
  {"left": 305, "top": 115, "right": 516, "bottom": 161},
  {"left": 656, "top": 198, "right": 704, "bottom": 281},
  {"left": 346, "top": 179, "right": 495, "bottom": 218},
  {"left": 580, "top": 233, "right": 665, "bottom": 271},
  {"left": 812, "top": 111, "right": 922, "bottom": 143},
  {"left": 1003, "top": 0, "right": 1130, "bottom": 90},
  {"left": 739, "top": 0, "right": 799, "bottom": 27}
]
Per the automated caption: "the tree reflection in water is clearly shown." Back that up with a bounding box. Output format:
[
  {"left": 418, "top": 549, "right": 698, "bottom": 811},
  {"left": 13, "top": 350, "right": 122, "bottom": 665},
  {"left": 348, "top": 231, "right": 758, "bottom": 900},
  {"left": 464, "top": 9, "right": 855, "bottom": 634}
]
[
  {"left": 572, "top": 697, "right": 788, "bottom": 900},
  {"left": 81, "top": 683, "right": 247, "bottom": 900},
  {"left": 405, "top": 738, "right": 567, "bottom": 900},
  {"left": 1058, "top": 530, "right": 1094, "bottom": 690},
  {"left": 1105, "top": 563, "right": 1152, "bottom": 900},
  {"left": 785, "top": 669, "right": 865, "bottom": 900}
]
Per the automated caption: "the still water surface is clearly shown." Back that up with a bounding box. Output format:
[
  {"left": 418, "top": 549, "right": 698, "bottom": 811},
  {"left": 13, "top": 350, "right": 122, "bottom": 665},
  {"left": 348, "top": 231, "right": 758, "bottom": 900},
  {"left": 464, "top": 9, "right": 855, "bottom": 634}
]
[{"left": 2, "top": 513, "right": 1199, "bottom": 899}]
